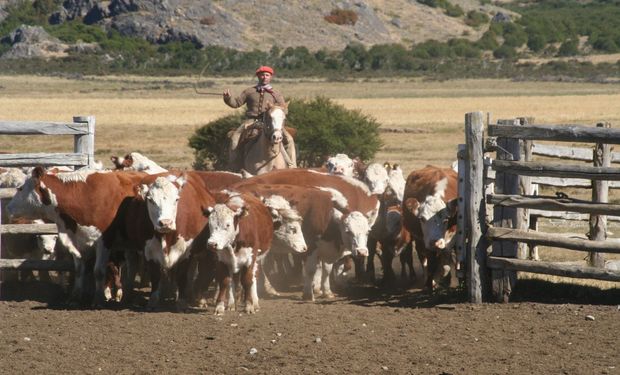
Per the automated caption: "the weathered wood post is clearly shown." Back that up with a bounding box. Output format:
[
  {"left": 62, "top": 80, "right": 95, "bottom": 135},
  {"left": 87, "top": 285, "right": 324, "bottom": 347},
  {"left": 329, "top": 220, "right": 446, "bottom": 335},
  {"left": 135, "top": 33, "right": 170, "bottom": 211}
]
[
  {"left": 491, "top": 119, "right": 521, "bottom": 303},
  {"left": 73, "top": 116, "right": 96, "bottom": 168},
  {"left": 465, "top": 111, "right": 487, "bottom": 303},
  {"left": 589, "top": 122, "right": 610, "bottom": 268},
  {"left": 517, "top": 117, "right": 534, "bottom": 260}
]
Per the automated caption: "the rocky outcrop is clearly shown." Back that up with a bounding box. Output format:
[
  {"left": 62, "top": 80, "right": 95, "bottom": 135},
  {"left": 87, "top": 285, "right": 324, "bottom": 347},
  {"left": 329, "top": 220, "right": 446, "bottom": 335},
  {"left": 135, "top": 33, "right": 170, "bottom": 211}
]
[{"left": 1, "top": 25, "right": 70, "bottom": 59}]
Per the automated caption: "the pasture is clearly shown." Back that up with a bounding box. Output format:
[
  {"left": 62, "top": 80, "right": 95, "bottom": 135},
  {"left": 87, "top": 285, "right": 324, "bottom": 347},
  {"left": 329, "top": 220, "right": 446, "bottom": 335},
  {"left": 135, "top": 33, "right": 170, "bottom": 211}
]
[{"left": 1, "top": 75, "right": 619, "bottom": 374}]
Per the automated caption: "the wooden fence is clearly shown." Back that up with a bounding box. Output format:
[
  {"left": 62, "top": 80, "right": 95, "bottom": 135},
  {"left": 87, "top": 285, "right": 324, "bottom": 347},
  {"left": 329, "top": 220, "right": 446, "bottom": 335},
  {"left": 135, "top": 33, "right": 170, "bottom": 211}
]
[
  {"left": 460, "top": 112, "right": 620, "bottom": 303},
  {"left": 0, "top": 116, "right": 95, "bottom": 273}
]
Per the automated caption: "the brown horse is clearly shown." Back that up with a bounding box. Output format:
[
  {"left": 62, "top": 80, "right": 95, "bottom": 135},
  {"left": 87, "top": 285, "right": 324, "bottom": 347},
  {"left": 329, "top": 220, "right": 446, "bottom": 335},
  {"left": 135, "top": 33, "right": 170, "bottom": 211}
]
[{"left": 241, "top": 104, "right": 297, "bottom": 175}]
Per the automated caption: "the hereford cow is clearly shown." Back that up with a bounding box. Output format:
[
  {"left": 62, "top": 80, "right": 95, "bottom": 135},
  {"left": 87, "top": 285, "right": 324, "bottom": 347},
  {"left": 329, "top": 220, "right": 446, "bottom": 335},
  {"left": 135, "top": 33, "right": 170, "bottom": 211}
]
[
  {"left": 110, "top": 152, "right": 168, "bottom": 174},
  {"left": 402, "top": 165, "right": 458, "bottom": 290},
  {"left": 234, "top": 169, "right": 380, "bottom": 300},
  {"left": 6, "top": 167, "right": 147, "bottom": 303},
  {"left": 204, "top": 191, "right": 273, "bottom": 314},
  {"left": 104, "top": 172, "right": 216, "bottom": 309}
]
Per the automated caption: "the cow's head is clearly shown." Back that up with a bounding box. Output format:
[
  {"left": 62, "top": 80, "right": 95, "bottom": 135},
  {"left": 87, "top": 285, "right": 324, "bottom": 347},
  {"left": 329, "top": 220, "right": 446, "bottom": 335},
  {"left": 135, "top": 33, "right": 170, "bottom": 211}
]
[
  {"left": 6, "top": 166, "right": 55, "bottom": 221},
  {"left": 363, "top": 163, "right": 389, "bottom": 194},
  {"left": 386, "top": 165, "right": 406, "bottom": 203},
  {"left": 204, "top": 194, "right": 246, "bottom": 251},
  {"left": 404, "top": 193, "right": 458, "bottom": 251},
  {"left": 110, "top": 153, "right": 133, "bottom": 170},
  {"left": 139, "top": 175, "right": 185, "bottom": 233},
  {"left": 325, "top": 153, "right": 355, "bottom": 177},
  {"left": 262, "top": 195, "right": 307, "bottom": 253},
  {"left": 334, "top": 209, "right": 371, "bottom": 258},
  {"left": 265, "top": 104, "right": 287, "bottom": 145}
]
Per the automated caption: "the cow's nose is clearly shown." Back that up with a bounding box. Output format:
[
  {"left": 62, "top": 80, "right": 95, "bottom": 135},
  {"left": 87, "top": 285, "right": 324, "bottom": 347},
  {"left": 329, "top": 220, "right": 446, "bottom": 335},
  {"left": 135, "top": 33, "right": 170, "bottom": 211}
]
[
  {"left": 159, "top": 219, "right": 172, "bottom": 227},
  {"left": 434, "top": 239, "right": 446, "bottom": 249},
  {"left": 355, "top": 247, "right": 369, "bottom": 257}
]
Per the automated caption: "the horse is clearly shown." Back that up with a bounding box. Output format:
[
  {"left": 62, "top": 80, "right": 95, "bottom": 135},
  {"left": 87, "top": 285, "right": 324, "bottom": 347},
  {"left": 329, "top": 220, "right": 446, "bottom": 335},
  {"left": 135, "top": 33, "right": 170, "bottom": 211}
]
[{"left": 240, "top": 104, "right": 297, "bottom": 175}]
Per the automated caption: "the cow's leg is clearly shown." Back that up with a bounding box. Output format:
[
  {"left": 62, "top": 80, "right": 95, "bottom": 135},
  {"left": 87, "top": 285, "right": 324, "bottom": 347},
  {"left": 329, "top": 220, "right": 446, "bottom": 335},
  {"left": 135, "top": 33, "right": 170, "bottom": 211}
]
[
  {"left": 174, "top": 258, "right": 191, "bottom": 312},
  {"left": 121, "top": 247, "right": 139, "bottom": 304},
  {"left": 214, "top": 262, "right": 231, "bottom": 315},
  {"left": 302, "top": 251, "right": 319, "bottom": 301},
  {"left": 242, "top": 261, "right": 259, "bottom": 314},
  {"left": 70, "top": 255, "right": 84, "bottom": 303},
  {"left": 399, "top": 242, "right": 415, "bottom": 285},
  {"left": 192, "top": 252, "right": 216, "bottom": 308},
  {"left": 93, "top": 240, "right": 111, "bottom": 306},
  {"left": 366, "top": 236, "right": 378, "bottom": 283},
  {"left": 380, "top": 241, "right": 396, "bottom": 286},
  {"left": 146, "top": 260, "right": 162, "bottom": 309},
  {"left": 257, "top": 254, "right": 279, "bottom": 297},
  {"left": 320, "top": 261, "right": 335, "bottom": 299}
]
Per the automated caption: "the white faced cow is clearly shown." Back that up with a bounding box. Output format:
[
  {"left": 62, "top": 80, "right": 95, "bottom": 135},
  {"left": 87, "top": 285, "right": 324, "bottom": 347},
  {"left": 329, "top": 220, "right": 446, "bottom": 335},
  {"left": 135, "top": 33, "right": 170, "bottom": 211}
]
[
  {"left": 7, "top": 167, "right": 147, "bottom": 303},
  {"left": 232, "top": 169, "right": 380, "bottom": 300},
  {"left": 402, "top": 165, "right": 458, "bottom": 290},
  {"left": 110, "top": 152, "right": 168, "bottom": 174},
  {"left": 204, "top": 191, "right": 273, "bottom": 315}
]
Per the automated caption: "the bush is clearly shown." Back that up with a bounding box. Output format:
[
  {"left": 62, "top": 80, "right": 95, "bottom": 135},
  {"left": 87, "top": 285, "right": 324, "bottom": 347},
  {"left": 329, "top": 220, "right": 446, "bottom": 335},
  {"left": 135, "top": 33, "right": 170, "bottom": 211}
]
[
  {"left": 189, "top": 113, "right": 242, "bottom": 170},
  {"left": 465, "top": 10, "right": 490, "bottom": 28},
  {"left": 324, "top": 9, "right": 358, "bottom": 26},
  {"left": 188, "top": 97, "right": 382, "bottom": 170},
  {"left": 493, "top": 44, "right": 517, "bottom": 59},
  {"left": 558, "top": 39, "right": 579, "bottom": 56}
]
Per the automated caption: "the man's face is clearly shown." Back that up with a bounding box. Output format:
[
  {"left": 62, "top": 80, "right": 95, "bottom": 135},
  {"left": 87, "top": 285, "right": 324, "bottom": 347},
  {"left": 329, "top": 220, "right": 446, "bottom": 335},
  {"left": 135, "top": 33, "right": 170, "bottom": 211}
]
[{"left": 257, "top": 72, "right": 272, "bottom": 85}]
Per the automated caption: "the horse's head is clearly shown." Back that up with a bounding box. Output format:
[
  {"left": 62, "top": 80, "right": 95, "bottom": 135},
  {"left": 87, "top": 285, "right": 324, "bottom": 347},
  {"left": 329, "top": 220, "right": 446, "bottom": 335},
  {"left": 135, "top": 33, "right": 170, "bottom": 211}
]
[{"left": 264, "top": 103, "right": 287, "bottom": 145}]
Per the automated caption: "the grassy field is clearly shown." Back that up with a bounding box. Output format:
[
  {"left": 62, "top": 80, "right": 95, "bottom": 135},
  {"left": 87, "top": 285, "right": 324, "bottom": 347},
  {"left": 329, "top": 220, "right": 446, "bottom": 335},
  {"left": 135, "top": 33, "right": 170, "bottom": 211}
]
[
  {"left": 1, "top": 74, "right": 619, "bottom": 288},
  {"left": 1, "top": 75, "right": 620, "bottom": 172}
]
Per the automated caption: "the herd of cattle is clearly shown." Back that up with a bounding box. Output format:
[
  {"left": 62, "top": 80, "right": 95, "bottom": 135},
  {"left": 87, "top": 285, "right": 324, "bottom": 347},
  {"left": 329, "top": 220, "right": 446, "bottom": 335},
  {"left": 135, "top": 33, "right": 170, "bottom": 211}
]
[{"left": 0, "top": 152, "right": 458, "bottom": 314}]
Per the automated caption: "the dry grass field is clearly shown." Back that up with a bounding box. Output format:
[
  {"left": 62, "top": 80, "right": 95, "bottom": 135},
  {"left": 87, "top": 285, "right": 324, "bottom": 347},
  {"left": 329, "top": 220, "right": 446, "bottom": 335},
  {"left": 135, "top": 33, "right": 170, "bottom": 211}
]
[{"left": 1, "top": 74, "right": 620, "bottom": 288}]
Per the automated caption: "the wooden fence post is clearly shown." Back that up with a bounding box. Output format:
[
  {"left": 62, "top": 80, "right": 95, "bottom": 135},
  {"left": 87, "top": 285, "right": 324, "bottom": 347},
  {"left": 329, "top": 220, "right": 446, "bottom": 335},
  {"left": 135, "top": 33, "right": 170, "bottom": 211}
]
[
  {"left": 73, "top": 116, "right": 95, "bottom": 168},
  {"left": 465, "top": 111, "right": 487, "bottom": 303},
  {"left": 589, "top": 122, "right": 610, "bottom": 268},
  {"left": 491, "top": 119, "right": 521, "bottom": 302},
  {"left": 517, "top": 117, "right": 534, "bottom": 260}
]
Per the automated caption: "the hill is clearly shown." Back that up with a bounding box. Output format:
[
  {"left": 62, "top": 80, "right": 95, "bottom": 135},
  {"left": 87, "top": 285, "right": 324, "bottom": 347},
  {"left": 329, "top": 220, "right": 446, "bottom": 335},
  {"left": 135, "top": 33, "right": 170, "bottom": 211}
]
[{"left": 0, "top": 0, "right": 514, "bottom": 53}]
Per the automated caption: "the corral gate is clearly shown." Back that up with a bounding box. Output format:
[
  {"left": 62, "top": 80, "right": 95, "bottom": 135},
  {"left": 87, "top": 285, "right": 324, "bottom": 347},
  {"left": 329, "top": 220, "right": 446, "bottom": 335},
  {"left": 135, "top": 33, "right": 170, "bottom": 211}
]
[
  {"left": 459, "top": 112, "right": 620, "bottom": 303},
  {"left": 0, "top": 116, "right": 95, "bottom": 273}
]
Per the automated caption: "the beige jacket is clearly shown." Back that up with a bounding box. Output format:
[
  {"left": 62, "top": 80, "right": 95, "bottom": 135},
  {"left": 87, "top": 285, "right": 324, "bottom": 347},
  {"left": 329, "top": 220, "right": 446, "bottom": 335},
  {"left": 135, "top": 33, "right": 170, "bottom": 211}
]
[{"left": 224, "top": 86, "right": 285, "bottom": 119}]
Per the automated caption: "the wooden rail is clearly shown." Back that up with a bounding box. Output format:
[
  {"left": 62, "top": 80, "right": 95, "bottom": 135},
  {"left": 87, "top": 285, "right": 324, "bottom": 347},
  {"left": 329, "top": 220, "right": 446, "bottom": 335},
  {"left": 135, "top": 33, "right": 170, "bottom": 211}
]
[
  {"left": 463, "top": 115, "right": 620, "bottom": 303},
  {"left": 0, "top": 115, "right": 95, "bottom": 274}
]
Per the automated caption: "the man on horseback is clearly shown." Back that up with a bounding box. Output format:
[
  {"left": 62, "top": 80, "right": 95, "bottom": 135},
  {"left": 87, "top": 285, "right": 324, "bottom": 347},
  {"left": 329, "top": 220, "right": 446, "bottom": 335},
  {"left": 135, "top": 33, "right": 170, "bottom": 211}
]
[{"left": 223, "top": 65, "right": 294, "bottom": 171}]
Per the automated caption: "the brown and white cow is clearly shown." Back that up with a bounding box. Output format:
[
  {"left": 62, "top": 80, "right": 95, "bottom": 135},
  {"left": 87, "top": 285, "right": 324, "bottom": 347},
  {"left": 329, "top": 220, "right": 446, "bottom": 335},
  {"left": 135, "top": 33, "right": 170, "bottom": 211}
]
[
  {"left": 6, "top": 167, "right": 147, "bottom": 303},
  {"left": 402, "top": 165, "right": 458, "bottom": 290},
  {"left": 235, "top": 169, "right": 380, "bottom": 300},
  {"left": 204, "top": 191, "right": 273, "bottom": 314},
  {"left": 110, "top": 152, "right": 168, "bottom": 174},
  {"left": 104, "top": 172, "right": 216, "bottom": 308}
]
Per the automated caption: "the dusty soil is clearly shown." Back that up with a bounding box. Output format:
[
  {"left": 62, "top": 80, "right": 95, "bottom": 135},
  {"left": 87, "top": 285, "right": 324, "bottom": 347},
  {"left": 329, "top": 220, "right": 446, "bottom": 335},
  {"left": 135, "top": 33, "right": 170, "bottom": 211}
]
[{"left": 1, "top": 277, "right": 619, "bottom": 375}]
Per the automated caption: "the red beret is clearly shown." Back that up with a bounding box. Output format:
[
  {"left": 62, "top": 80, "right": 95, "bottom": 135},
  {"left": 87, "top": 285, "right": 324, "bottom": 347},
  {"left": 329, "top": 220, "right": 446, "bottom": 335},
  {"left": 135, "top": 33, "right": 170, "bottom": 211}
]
[{"left": 256, "top": 66, "right": 274, "bottom": 75}]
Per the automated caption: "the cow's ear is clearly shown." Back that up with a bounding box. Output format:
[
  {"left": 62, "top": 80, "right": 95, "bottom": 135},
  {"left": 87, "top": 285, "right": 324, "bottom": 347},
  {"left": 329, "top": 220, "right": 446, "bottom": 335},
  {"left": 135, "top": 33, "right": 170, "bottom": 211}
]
[
  {"left": 404, "top": 198, "right": 419, "bottom": 216},
  {"left": 32, "top": 166, "right": 45, "bottom": 179},
  {"left": 38, "top": 181, "right": 52, "bottom": 205},
  {"left": 447, "top": 198, "right": 458, "bottom": 215},
  {"left": 271, "top": 209, "right": 282, "bottom": 230},
  {"left": 203, "top": 206, "right": 214, "bottom": 217},
  {"left": 235, "top": 206, "right": 249, "bottom": 218}
]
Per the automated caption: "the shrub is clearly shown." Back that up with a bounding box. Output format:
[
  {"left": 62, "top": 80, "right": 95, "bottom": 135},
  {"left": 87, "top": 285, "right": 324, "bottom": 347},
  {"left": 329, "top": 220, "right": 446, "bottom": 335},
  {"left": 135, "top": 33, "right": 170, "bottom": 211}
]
[
  {"left": 189, "top": 113, "right": 242, "bottom": 170},
  {"left": 465, "top": 10, "right": 489, "bottom": 28},
  {"left": 324, "top": 9, "right": 358, "bottom": 26},
  {"left": 557, "top": 39, "right": 579, "bottom": 56},
  {"left": 493, "top": 44, "right": 517, "bottom": 59},
  {"left": 188, "top": 97, "right": 382, "bottom": 170}
]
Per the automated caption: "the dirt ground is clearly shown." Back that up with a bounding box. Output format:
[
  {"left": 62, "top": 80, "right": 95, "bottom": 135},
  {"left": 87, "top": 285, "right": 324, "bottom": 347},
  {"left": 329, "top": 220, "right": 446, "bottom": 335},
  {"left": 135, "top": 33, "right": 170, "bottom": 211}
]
[{"left": 1, "top": 274, "right": 619, "bottom": 375}]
